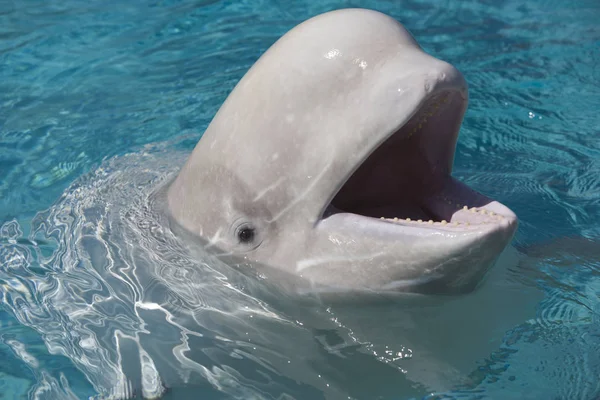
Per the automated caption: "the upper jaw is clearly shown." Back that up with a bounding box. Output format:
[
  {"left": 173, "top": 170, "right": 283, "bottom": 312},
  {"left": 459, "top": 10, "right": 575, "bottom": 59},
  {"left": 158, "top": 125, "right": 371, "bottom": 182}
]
[
  {"left": 321, "top": 58, "right": 470, "bottom": 220},
  {"left": 319, "top": 62, "right": 517, "bottom": 235},
  {"left": 323, "top": 86, "right": 468, "bottom": 221}
]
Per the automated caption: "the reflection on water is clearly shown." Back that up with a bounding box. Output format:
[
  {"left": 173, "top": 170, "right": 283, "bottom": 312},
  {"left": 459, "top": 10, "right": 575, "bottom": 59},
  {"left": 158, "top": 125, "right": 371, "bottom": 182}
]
[{"left": 0, "top": 139, "right": 598, "bottom": 399}]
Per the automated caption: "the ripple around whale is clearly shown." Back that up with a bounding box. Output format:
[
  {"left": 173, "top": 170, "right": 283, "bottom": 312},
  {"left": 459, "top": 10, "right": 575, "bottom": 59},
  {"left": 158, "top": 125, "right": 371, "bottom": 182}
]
[
  {"left": 0, "top": 136, "right": 598, "bottom": 399},
  {"left": 0, "top": 137, "right": 330, "bottom": 399}
]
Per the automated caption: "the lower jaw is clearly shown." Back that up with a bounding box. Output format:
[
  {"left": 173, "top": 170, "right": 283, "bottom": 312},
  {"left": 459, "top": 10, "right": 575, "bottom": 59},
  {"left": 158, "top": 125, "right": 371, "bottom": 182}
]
[{"left": 312, "top": 177, "right": 518, "bottom": 295}]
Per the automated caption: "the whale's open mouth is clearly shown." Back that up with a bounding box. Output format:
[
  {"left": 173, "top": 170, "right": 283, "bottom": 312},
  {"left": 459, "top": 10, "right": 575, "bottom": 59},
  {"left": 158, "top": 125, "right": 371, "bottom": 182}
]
[{"left": 326, "top": 89, "right": 517, "bottom": 231}]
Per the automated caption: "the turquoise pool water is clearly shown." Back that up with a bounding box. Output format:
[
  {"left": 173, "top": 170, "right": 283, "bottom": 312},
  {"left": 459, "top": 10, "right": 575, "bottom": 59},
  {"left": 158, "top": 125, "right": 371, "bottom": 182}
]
[{"left": 1, "top": 0, "right": 599, "bottom": 399}]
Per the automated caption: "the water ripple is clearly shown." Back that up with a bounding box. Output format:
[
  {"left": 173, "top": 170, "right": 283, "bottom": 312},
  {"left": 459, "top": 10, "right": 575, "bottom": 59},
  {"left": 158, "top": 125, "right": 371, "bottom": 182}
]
[
  {"left": 0, "top": 139, "right": 355, "bottom": 398},
  {"left": 1, "top": 0, "right": 600, "bottom": 399}
]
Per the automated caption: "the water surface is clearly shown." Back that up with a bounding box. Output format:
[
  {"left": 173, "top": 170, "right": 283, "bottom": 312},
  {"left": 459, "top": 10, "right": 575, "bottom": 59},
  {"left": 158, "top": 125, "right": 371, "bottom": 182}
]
[{"left": 1, "top": 0, "right": 599, "bottom": 399}]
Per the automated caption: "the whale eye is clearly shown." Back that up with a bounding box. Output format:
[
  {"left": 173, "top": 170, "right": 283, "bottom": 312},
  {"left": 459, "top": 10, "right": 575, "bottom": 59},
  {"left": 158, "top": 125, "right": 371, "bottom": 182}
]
[
  {"left": 236, "top": 223, "right": 256, "bottom": 244},
  {"left": 231, "top": 218, "right": 265, "bottom": 251}
]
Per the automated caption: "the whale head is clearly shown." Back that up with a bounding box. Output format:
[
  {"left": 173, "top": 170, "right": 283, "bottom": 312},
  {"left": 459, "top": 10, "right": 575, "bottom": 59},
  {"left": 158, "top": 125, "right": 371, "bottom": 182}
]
[{"left": 166, "top": 8, "right": 517, "bottom": 294}]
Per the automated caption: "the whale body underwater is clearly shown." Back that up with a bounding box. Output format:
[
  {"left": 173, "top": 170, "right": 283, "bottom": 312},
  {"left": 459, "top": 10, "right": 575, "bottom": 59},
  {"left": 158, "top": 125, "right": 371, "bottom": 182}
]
[{"left": 165, "top": 8, "right": 518, "bottom": 295}]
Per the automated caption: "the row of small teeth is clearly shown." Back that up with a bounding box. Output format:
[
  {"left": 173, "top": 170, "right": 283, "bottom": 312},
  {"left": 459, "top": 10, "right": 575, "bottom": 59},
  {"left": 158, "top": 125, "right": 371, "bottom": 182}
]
[
  {"left": 459, "top": 205, "right": 503, "bottom": 218},
  {"left": 379, "top": 206, "right": 505, "bottom": 226},
  {"left": 406, "top": 95, "right": 449, "bottom": 139},
  {"left": 439, "top": 197, "right": 506, "bottom": 218},
  {"left": 380, "top": 216, "right": 459, "bottom": 226}
]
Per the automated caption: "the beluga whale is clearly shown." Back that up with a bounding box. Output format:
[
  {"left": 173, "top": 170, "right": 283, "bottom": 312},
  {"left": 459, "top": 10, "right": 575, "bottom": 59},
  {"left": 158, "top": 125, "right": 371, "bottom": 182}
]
[{"left": 166, "top": 8, "right": 518, "bottom": 295}]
